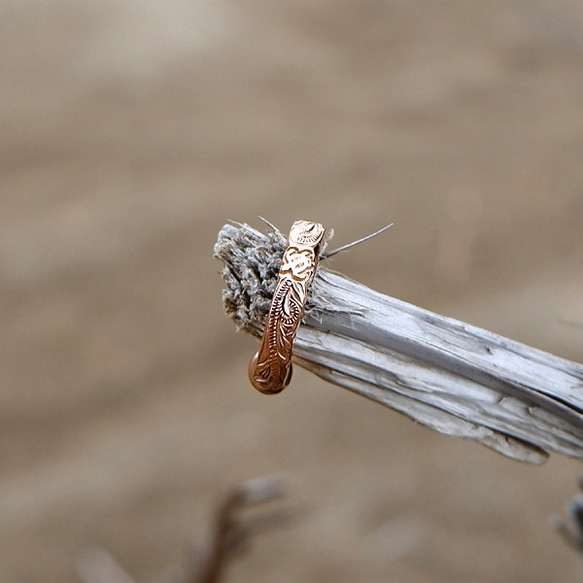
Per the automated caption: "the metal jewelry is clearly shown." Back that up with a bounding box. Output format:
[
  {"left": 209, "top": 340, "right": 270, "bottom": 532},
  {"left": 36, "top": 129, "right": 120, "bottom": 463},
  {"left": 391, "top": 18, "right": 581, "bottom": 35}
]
[{"left": 248, "top": 220, "right": 327, "bottom": 394}]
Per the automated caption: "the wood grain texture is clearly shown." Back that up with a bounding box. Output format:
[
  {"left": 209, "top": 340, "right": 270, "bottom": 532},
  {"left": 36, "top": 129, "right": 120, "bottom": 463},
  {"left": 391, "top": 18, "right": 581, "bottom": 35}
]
[{"left": 215, "top": 222, "right": 583, "bottom": 464}]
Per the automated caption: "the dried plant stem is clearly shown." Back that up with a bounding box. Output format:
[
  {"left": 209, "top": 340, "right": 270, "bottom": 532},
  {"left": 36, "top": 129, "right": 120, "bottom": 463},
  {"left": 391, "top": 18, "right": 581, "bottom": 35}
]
[{"left": 215, "top": 222, "right": 583, "bottom": 464}]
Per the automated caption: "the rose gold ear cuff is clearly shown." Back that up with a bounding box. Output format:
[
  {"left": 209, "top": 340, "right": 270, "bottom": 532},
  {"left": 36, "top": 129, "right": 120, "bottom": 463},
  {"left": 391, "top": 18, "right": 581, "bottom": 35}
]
[{"left": 248, "top": 220, "right": 327, "bottom": 394}]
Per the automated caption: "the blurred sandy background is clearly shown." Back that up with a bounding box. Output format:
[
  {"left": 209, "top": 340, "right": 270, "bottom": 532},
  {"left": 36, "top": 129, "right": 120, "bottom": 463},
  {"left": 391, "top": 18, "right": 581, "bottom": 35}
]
[{"left": 2, "top": 1, "right": 583, "bottom": 581}]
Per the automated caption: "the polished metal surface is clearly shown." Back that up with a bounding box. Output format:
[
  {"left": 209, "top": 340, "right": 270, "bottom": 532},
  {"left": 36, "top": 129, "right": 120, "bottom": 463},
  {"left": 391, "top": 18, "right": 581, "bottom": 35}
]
[{"left": 248, "top": 220, "right": 326, "bottom": 394}]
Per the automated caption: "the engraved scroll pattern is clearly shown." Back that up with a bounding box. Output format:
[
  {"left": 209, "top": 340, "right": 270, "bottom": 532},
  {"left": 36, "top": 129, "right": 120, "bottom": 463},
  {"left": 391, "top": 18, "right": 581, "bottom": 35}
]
[{"left": 249, "top": 221, "right": 326, "bottom": 394}]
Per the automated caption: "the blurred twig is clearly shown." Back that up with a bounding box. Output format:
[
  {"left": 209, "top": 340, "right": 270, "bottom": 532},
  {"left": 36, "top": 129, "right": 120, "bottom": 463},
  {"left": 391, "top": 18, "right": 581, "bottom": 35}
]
[
  {"left": 76, "top": 474, "right": 293, "bottom": 583},
  {"left": 186, "top": 473, "right": 291, "bottom": 583},
  {"left": 552, "top": 478, "right": 583, "bottom": 559}
]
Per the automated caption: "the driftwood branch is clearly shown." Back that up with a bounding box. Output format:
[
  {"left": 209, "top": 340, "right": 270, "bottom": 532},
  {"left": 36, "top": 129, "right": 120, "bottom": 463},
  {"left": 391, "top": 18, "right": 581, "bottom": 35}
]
[{"left": 214, "top": 222, "right": 583, "bottom": 464}]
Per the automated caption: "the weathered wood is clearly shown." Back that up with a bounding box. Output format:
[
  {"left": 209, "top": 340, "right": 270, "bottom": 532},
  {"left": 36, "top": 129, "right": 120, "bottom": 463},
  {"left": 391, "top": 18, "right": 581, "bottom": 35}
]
[{"left": 214, "top": 222, "right": 583, "bottom": 464}]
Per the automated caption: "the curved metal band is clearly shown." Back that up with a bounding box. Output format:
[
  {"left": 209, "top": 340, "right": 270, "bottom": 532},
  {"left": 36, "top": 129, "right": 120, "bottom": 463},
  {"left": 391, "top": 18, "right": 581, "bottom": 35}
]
[{"left": 249, "top": 220, "right": 327, "bottom": 394}]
